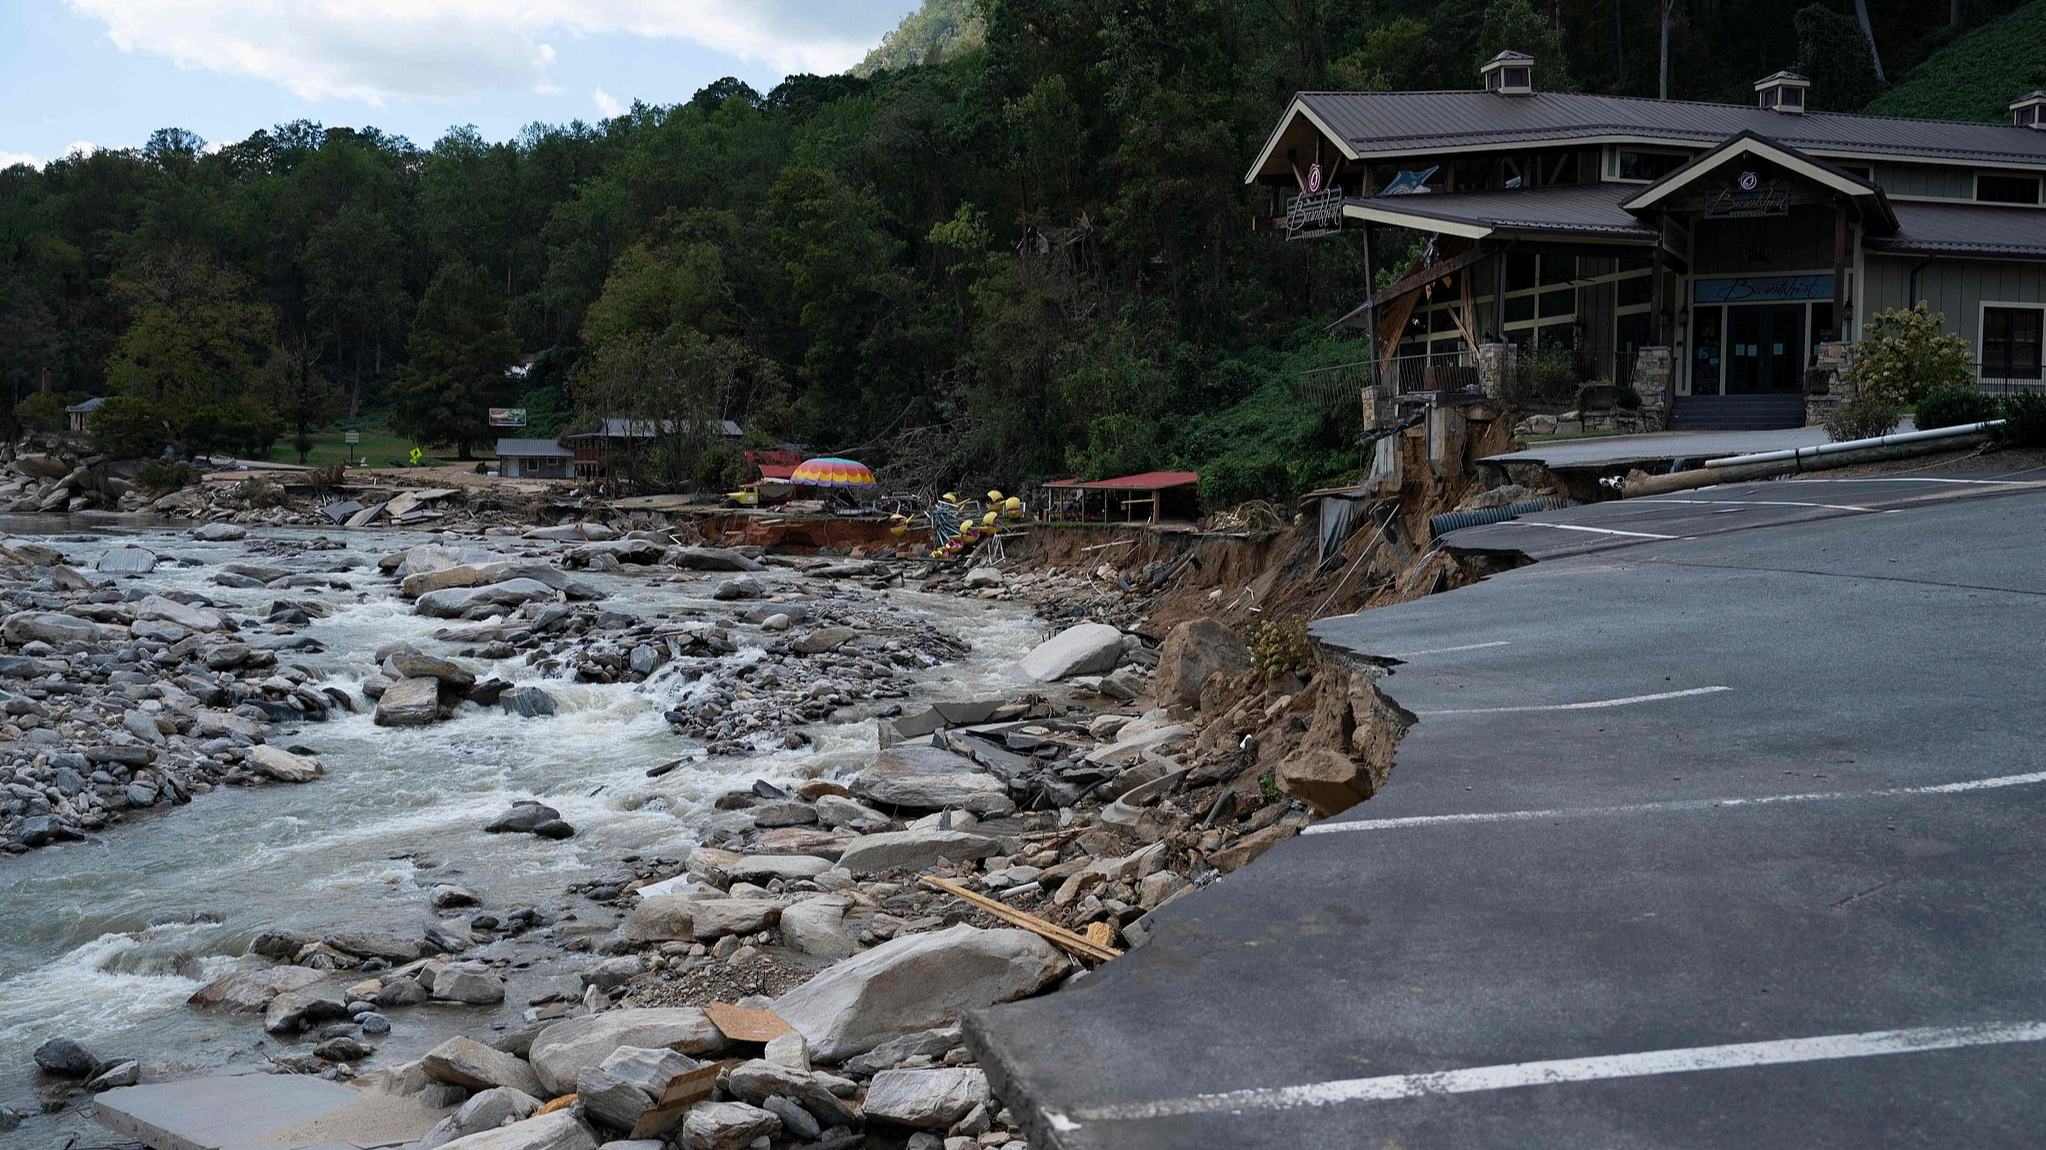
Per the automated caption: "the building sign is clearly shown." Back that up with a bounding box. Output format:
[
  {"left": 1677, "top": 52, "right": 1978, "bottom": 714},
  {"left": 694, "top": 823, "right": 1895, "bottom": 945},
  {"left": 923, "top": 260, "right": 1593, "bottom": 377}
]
[
  {"left": 1307, "top": 162, "right": 1324, "bottom": 193},
  {"left": 1693, "top": 275, "right": 1836, "bottom": 303},
  {"left": 488, "top": 408, "right": 527, "bottom": 427},
  {"left": 1285, "top": 187, "right": 1345, "bottom": 240},
  {"left": 344, "top": 429, "right": 360, "bottom": 447},
  {"left": 1704, "top": 173, "right": 1791, "bottom": 218}
]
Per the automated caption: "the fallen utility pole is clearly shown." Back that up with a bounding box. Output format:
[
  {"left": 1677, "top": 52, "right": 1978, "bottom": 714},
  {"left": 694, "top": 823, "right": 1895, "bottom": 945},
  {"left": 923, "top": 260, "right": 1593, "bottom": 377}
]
[{"left": 1620, "top": 420, "right": 2002, "bottom": 498}]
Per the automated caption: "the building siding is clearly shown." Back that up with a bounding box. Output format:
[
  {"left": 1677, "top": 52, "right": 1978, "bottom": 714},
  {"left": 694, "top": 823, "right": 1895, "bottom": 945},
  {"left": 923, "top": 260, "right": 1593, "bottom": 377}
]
[
  {"left": 1874, "top": 165, "right": 1977, "bottom": 200},
  {"left": 1865, "top": 255, "right": 2046, "bottom": 352}
]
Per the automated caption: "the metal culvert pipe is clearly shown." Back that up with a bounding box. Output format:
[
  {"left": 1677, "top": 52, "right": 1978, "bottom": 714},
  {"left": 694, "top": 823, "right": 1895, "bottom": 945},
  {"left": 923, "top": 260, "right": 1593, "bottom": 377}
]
[
  {"left": 1430, "top": 496, "right": 1568, "bottom": 537},
  {"left": 1621, "top": 422, "right": 2001, "bottom": 498}
]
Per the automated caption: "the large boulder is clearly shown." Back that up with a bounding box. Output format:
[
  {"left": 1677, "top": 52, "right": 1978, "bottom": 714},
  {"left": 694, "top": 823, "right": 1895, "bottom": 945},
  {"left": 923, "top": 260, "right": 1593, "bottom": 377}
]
[
  {"left": 836, "top": 829, "right": 999, "bottom": 878},
  {"left": 849, "top": 746, "right": 1006, "bottom": 812},
  {"left": 415, "top": 579, "right": 558, "bottom": 620},
  {"left": 1018, "top": 623, "right": 1125, "bottom": 681},
  {"left": 1154, "top": 619, "right": 1252, "bottom": 707},
  {"left": 2, "top": 611, "right": 99, "bottom": 646},
  {"left": 671, "top": 547, "right": 763, "bottom": 572},
  {"left": 422, "top": 1035, "right": 543, "bottom": 1096},
  {"left": 500, "top": 687, "right": 558, "bottom": 718},
  {"left": 374, "top": 676, "right": 442, "bottom": 726},
  {"left": 136, "top": 595, "right": 227, "bottom": 632},
  {"left": 777, "top": 897, "right": 857, "bottom": 961},
  {"left": 772, "top": 924, "right": 1068, "bottom": 1062},
  {"left": 862, "top": 1067, "right": 991, "bottom": 1129},
  {"left": 246, "top": 746, "right": 323, "bottom": 783},
  {"left": 416, "top": 1087, "right": 544, "bottom": 1150},
  {"left": 187, "top": 965, "right": 326, "bottom": 1012},
  {"left": 723, "top": 1059, "right": 858, "bottom": 1127},
  {"left": 624, "top": 896, "right": 782, "bottom": 943},
  {"left": 388, "top": 650, "right": 477, "bottom": 688},
  {"left": 524, "top": 522, "right": 616, "bottom": 542},
  {"left": 680, "top": 1102, "right": 779, "bottom": 1150},
  {"left": 432, "top": 1110, "right": 598, "bottom": 1150},
  {"left": 95, "top": 547, "right": 157, "bottom": 574},
  {"left": 528, "top": 1008, "right": 726, "bottom": 1095},
  {"left": 723, "top": 855, "right": 832, "bottom": 883}
]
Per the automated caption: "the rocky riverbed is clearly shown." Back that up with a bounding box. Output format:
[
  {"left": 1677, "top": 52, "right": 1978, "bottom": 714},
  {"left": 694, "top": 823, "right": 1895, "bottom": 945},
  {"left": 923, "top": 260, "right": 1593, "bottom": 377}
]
[{"left": 0, "top": 499, "right": 1391, "bottom": 1150}]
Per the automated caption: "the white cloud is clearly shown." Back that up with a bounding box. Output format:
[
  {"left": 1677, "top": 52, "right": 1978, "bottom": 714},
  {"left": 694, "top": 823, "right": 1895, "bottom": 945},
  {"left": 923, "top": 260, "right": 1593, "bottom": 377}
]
[
  {"left": 0, "top": 150, "right": 40, "bottom": 170},
  {"left": 65, "top": 1, "right": 916, "bottom": 104},
  {"left": 592, "top": 87, "right": 623, "bottom": 118},
  {"left": 67, "top": 141, "right": 99, "bottom": 156}
]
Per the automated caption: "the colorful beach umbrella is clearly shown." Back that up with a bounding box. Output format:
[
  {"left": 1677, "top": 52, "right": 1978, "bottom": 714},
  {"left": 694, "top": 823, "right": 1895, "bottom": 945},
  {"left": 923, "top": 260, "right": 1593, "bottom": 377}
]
[{"left": 789, "top": 457, "right": 877, "bottom": 489}]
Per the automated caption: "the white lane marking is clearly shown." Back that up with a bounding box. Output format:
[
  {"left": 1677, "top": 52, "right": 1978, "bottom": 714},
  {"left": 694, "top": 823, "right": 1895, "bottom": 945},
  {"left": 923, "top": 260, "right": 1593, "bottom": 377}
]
[
  {"left": 1417, "top": 686, "right": 1730, "bottom": 716},
  {"left": 1384, "top": 641, "right": 1512, "bottom": 658},
  {"left": 1808, "top": 477, "right": 2040, "bottom": 486},
  {"left": 1301, "top": 769, "right": 2046, "bottom": 835},
  {"left": 1064, "top": 1021, "right": 2046, "bottom": 1122},
  {"left": 1635, "top": 497, "right": 1893, "bottom": 513},
  {"left": 1507, "top": 521, "right": 1678, "bottom": 539}
]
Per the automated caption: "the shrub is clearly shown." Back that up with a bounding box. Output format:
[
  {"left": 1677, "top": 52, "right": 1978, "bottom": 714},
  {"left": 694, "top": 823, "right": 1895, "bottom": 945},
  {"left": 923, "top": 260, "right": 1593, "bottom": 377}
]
[
  {"left": 181, "top": 398, "right": 280, "bottom": 459},
  {"left": 1249, "top": 618, "right": 1316, "bottom": 682},
  {"left": 232, "top": 477, "right": 286, "bottom": 508},
  {"left": 136, "top": 459, "right": 198, "bottom": 493},
  {"left": 1996, "top": 393, "right": 2046, "bottom": 448},
  {"left": 1612, "top": 382, "right": 1643, "bottom": 410},
  {"left": 88, "top": 396, "right": 171, "bottom": 459},
  {"left": 1528, "top": 344, "right": 1576, "bottom": 400},
  {"left": 1845, "top": 303, "right": 1975, "bottom": 407},
  {"left": 1912, "top": 385, "right": 2000, "bottom": 430},
  {"left": 15, "top": 393, "right": 68, "bottom": 434},
  {"left": 1826, "top": 396, "right": 1902, "bottom": 442}
]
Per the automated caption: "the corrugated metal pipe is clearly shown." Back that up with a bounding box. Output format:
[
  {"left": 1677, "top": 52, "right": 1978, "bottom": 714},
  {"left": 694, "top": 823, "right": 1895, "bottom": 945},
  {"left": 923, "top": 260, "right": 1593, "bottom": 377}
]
[
  {"left": 1620, "top": 420, "right": 2004, "bottom": 498},
  {"left": 1430, "top": 496, "right": 1569, "bottom": 538}
]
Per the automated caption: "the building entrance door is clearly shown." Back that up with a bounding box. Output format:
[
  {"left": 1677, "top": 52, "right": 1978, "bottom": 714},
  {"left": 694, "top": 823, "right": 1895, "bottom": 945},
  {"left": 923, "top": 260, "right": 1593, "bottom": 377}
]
[{"left": 1725, "top": 305, "right": 1805, "bottom": 393}]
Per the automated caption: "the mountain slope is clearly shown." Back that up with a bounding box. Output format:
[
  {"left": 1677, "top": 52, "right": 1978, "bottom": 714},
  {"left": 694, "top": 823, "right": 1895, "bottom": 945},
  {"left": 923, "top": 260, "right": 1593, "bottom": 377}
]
[
  {"left": 852, "top": 0, "right": 985, "bottom": 77},
  {"left": 1865, "top": 2, "right": 2046, "bottom": 122}
]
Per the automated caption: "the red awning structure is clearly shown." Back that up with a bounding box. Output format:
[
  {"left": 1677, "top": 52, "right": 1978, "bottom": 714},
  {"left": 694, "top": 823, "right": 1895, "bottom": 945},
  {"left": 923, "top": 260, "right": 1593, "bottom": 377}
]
[
  {"left": 1039, "top": 471, "right": 1200, "bottom": 524},
  {"left": 758, "top": 465, "right": 798, "bottom": 480}
]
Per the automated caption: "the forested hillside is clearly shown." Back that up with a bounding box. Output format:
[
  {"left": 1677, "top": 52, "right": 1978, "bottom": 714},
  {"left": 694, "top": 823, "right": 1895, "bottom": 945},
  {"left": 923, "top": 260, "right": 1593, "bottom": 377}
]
[{"left": 0, "top": 0, "right": 2030, "bottom": 503}]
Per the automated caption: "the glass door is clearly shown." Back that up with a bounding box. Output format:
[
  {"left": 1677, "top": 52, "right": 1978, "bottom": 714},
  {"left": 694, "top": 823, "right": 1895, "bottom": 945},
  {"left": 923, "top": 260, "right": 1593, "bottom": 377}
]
[
  {"left": 1691, "top": 305, "right": 1723, "bottom": 396},
  {"left": 1726, "top": 305, "right": 1804, "bottom": 393}
]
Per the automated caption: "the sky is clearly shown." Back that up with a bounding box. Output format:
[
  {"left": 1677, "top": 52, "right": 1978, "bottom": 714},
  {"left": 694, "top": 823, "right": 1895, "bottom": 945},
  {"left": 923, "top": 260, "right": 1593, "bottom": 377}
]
[{"left": 0, "top": 0, "right": 920, "bottom": 168}]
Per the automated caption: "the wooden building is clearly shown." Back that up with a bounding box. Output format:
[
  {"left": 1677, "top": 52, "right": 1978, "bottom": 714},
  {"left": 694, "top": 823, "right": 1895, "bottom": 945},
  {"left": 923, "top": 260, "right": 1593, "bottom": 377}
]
[{"left": 1252, "top": 57, "right": 2046, "bottom": 428}]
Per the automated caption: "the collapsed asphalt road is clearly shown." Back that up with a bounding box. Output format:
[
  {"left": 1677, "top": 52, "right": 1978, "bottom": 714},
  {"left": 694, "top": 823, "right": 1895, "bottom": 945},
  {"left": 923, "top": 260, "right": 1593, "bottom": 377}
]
[{"left": 967, "top": 475, "right": 2046, "bottom": 1149}]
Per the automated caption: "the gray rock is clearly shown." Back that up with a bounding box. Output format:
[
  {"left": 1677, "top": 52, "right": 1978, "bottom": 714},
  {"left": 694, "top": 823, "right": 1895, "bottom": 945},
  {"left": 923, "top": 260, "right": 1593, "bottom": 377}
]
[
  {"left": 432, "top": 963, "right": 507, "bottom": 1004},
  {"left": 429, "top": 1109, "right": 598, "bottom": 1150},
  {"left": 596, "top": 1045, "right": 698, "bottom": 1095},
  {"left": 421, "top": 1035, "right": 544, "bottom": 1096},
  {"left": 583, "top": 956, "right": 644, "bottom": 991},
  {"left": 773, "top": 925, "right": 1068, "bottom": 1062},
  {"left": 376, "top": 977, "right": 431, "bottom": 1008},
  {"left": 862, "top": 1068, "right": 990, "bottom": 1130},
  {"left": 850, "top": 746, "right": 1007, "bottom": 812},
  {"left": 415, "top": 579, "right": 559, "bottom": 619},
  {"left": 723, "top": 1059, "right": 857, "bottom": 1128},
  {"left": 1018, "top": 622, "right": 1125, "bottom": 681},
  {"left": 314, "top": 1036, "right": 372, "bottom": 1062},
  {"left": 679, "top": 1101, "right": 779, "bottom": 1150},
  {"left": 814, "top": 794, "right": 892, "bottom": 831},
  {"left": 525, "top": 522, "right": 616, "bottom": 542},
  {"left": 671, "top": 547, "right": 762, "bottom": 572},
  {"left": 710, "top": 576, "right": 765, "bottom": 601},
  {"left": 95, "top": 547, "right": 157, "bottom": 574},
  {"left": 247, "top": 745, "right": 323, "bottom": 783},
  {"left": 192, "top": 523, "right": 247, "bottom": 541},
  {"left": 84, "top": 1060, "right": 140, "bottom": 1090},
  {"left": 1154, "top": 618, "right": 1252, "bottom": 707},
  {"left": 135, "top": 594, "right": 226, "bottom": 632},
  {"left": 725, "top": 854, "right": 831, "bottom": 883},
  {"left": 748, "top": 799, "right": 817, "bottom": 828},
  {"left": 417, "top": 1086, "right": 544, "bottom": 1150},
  {"left": 187, "top": 964, "right": 326, "bottom": 1012},
  {"left": 623, "top": 896, "right": 782, "bottom": 943},
  {"left": 486, "top": 801, "right": 562, "bottom": 834},
  {"left": 575, "top": 1067, "right": 654, "bottom": 1131},
  {"left": 794, "top": 626, "right": 857, "bottom": 654},
  {"left": 374, "top": 676, "right": 442, "bottom": 726},
  {"left": 390, "top": 650, "right": 477, "bottom": 688},
  {"left": 777, "top": 897, "right": 857, "bottom": 961},
  {"left": 500, "top": 687, "right": 558, "bottom": 718},
  {"left": 528, "top": 1008, "right": 726, "bottom": 1095},
  {"left": 837, "top": 829, "right": 999, "bottom": 877},
  {"left": 32, "top": 1036, "right": 96, "bottom": 1077},
  {"left": 761, "top": 1095, "right": 820, "bottom": 1141},
  {"left": 2, "top": 611, "right": 98, "bottom": 646},
  {"left": 264, "top": 987, "right": 350, "bottom": 1034},
  {"left": 841, "top": 1028, "right": 965, "bottom": 1076}
]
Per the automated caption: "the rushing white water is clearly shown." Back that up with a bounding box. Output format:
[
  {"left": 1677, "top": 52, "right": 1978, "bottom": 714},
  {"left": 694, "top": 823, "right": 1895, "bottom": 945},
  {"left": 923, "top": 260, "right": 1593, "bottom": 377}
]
[{"left": 0, "top": 516, "right": 1046, "bottom": 1141}]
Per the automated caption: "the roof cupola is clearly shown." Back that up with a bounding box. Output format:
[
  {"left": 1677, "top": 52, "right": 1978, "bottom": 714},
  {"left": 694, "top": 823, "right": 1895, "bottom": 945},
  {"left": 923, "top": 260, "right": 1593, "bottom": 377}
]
[
  {"left": 1755, "top": 71, "right": 1810, "bottom": 114},
  {"left": 2012, "top": 91, "right": 2046, "bottom": 128},
  {"left": 1481, "top": 51, "right": 1535, "bottom": 97}
]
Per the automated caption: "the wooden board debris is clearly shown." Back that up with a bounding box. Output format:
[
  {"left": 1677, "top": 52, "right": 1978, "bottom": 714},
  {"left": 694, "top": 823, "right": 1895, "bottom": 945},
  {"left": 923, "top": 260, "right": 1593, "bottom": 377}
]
[
  {"left": 628, "top": 1064, "right": 721, "bottom": 1138},
  {"left": 704, "top": 1002, "right": 795, "bottom": 1043},
  {"left": 921, "top": 875, "right": 1123, "bottom": 964}
]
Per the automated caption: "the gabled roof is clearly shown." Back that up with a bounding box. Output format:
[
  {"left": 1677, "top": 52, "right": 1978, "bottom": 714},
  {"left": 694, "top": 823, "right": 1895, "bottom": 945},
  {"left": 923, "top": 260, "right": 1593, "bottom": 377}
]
[
  {"left": 1245, "top": 90, "right": 2046, "bottom": 182},
  {"left": 496, "top": 437, "right": 573, "bottom": 457},
  {"left": 1343, "top": 182, "right": 1656, "bottom": 242},
  {"left": 1620, "top": 131, "right": 1898, "bottom": 232},
  {"left": 64, "top": 397, "right": 105, "bottom": 414}
]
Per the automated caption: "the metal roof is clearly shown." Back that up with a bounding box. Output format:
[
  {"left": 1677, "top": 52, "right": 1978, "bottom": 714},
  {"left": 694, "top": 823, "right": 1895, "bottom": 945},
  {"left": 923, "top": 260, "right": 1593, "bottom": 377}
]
[
  {"left": 64, "top": 397, "right": 105, "bottom": 413},
  {"left": 1346, "top": 182, "right": 1656, "bottom": 239},
  {"left": 1044, "top": 471, "right": 1201, "bottom": 490},
  {"left": 495, "top": 438, "right": 573, "bottom": 457},
  {"left": 1867, "top": 200, "right": 2046, "bottom": 259},
  {"left": 1251, "top": 90, "right": 2046, "bottom": 178}
]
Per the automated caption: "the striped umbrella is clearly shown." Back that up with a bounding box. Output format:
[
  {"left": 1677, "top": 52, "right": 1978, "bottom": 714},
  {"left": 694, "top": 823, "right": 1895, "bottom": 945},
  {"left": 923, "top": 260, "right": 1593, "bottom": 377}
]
[{"left": 789, "top": 457, "right": 877, "bottom": 489}]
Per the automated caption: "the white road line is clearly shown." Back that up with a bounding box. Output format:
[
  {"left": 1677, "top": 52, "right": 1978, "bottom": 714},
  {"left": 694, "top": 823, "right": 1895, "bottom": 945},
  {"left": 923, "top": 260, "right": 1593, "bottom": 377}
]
[
  {"left": 1808, "top": 477, "right": 2040, "bottom": 486},
  {"left": 1384, "top": 641, "right": 1512, "bottom": 658},
  {"left": 1416, "top": 685, "right": 1729, "bottom": 716},
  {"left": 1507, "top": 521, "right": 1678, "bottom": 539},
  {"left": 1061, "top": 1021, "right": 2046, "bottom": 1123},
  {"left": 1300, "top": 769, "right": 2046, "bottom": 835},
  {"left": 1635, "top": 497, "right": 1892, "bottom": 513}
]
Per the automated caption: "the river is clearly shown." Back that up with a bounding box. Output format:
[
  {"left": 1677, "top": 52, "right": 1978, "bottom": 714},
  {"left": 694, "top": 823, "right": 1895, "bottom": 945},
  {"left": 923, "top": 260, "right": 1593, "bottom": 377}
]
[{"left": 0, "top": 517, "right": 1046, "bottom": 1146}]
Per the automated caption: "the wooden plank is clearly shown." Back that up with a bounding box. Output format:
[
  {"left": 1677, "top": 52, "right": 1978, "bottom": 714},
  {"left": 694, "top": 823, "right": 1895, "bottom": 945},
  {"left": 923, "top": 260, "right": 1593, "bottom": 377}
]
[
  {"left": 921, "top": 875, "right": 1123, "bottom": 963},
  {"left": 627, "top": 1064, "right": 721, "bottom": 1139},
  {"left": 703, "top": 1002, "right": 794, "bottom": 1043}
]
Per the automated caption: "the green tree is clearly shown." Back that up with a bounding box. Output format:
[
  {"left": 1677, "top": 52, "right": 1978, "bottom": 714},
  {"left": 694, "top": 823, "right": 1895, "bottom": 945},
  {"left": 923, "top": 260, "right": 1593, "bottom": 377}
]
[
  {"left": 390, "top": 262, "right": 518, "bottom": 459},
  {"left": 14, "top": 392, "right": 66, "bottom": 434},
  {"left": 1477, "top": 0, "right": 1576, "bottom": 88},
  {"left": 1793, "top": 4, "right": 1884, "bottom": 112},
  {"left": 88, "top": 395, "right": 173, "bottom": 459},
  {"left": 105, "top": 249, "right": 271, "bottom": 409},
  {"left": 261, "top": 336, "right": 340, "bottom": 463}
]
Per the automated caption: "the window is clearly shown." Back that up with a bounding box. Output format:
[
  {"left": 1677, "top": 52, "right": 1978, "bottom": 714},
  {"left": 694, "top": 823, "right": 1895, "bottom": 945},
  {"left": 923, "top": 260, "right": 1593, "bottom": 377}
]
[
  {"left": 1616, "top": 149, "right": 1688, "bottom": 182},
  {"left": 1834, "top": 164, "right": 1873, "bottom": 183},
  {"left": 1977, "top": 173, "right": 2042, "bottom": 205},
  {"left": 1983, "top": 306, "right": 2044, "bottom": 379},
  {"left": 1616, "top": 275, "right": 1653, "bottom": 308}
]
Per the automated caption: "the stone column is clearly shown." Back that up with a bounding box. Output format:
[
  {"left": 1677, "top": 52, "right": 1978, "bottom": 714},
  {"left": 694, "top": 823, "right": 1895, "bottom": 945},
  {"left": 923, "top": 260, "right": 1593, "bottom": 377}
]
[
  {"left": 1631, "top": 346, "right": 1673, "bottom": 430},
  {"left": 1477, "top": 343, "right": 1515, "bottom": 400}
]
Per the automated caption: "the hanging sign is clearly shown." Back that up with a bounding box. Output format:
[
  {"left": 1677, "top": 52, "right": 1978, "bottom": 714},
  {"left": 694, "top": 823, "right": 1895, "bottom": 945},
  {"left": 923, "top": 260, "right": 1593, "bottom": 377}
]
[
  {"left": 1285, "top": 187, "right": 1345, "bottom": 240},
  {"left": 1704, "top": 173, "right": 1790, "bottom": 217}
]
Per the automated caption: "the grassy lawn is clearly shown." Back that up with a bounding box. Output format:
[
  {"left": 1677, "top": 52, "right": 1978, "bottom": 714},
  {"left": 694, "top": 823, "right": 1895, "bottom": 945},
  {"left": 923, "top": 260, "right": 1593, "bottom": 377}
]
[{"left": 258, "top": 413, "right": 494, "bottom": 469}]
